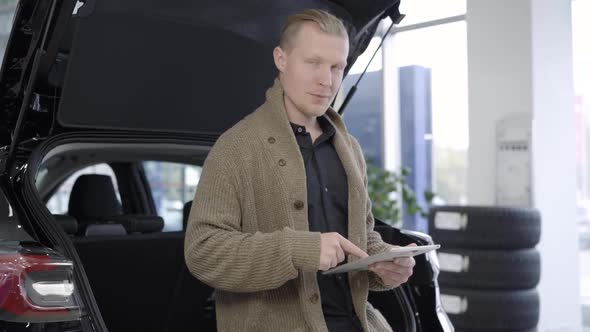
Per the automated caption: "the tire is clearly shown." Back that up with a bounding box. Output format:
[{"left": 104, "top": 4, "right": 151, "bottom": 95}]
[
  {"left": 437, "top": 248, "right": 540, "bottom": 289},
  {"left": 441, "top": 288, "right": 539, "bottom": 330},
  {"left": 428, "top": 206, "right": 541, "bottom": 249}
]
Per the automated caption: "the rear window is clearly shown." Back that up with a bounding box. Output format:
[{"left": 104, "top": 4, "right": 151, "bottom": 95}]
[
  {"left": 143, "top": 161, "right": 202, "bottom": 232},
  {"left": 40, "top": 159, "right": 201, "bottom": 232}
]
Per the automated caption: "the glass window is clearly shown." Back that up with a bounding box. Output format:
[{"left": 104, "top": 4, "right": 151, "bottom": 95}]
[
  {"left": 393, "top": 21, "right": 469, "bottom": 205},
  {"left": 342, "top": 37, "right": 384, "bottom": 167},
  {"left": 143, "top": 161, "right": 202, "bottom": 232},
  {"left": 398, "top": 0, "right": 465, "bottom": 27},
  {"left": 46, "top": 164, "right": 119, "bottom": 215},
  {"left": 347, "top": 37, "right": 383, "bottom": 75},
  {"left": 0, "top": 0, "right": 18, "bottom": 65},
  {"left": 340, "top": 19, "right": 467, "bottom": 231}
]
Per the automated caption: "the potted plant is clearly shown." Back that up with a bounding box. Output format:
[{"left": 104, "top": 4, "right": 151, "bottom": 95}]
[{"left": 366, "top": 161, "right": 435, "bottom": 227}]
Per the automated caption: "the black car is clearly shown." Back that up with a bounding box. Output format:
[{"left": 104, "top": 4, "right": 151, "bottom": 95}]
[{"left": 0, "top": 0, "right": 453, "bottom": 331}]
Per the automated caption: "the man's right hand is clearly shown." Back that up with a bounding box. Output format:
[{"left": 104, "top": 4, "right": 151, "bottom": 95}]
[{"left": 319, "top": 232, "right": 368, "bottom": 271}]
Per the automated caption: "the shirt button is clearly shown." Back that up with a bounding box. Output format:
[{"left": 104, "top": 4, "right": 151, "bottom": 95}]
[
  {"left": 278, "top": 159, "right": 286, "bottom": 166},
  {"left": 324, "top": 187, "right": 328, "bottom": 192},
  {"left": 294, "top": 200, "right": 305, "bottom": 210},
  {"left": 297, "top": 127, "right": 303, "bottom": 133},
  {"left": 267, "top": 137, "right": 276, "bottom": 144},
  {"left": 309, "top": 293, "right": 319, "bottom": 304}
]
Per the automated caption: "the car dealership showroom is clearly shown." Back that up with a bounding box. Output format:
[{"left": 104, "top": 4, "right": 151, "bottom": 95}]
[{"left": 0, "top": 0, "right": 589, "bottom": 331}]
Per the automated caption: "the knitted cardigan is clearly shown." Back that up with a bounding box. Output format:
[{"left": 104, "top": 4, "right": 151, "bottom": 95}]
[{"left": 185, "top": 78, "right": 395, "bottom": 331}]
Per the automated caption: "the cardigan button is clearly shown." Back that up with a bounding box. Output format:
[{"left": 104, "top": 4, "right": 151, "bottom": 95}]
[
  {"left": 268, "top": 137, "right": 276, "bottom": 144},
  {"left": 309, "top": 293, "right": 319, "bottom": 304},
  {"left": 294, "top": 200, "right": 305, "bottom": 210},
  {"left": 278, "top": 159, "right": 287, "bottom": 166}
]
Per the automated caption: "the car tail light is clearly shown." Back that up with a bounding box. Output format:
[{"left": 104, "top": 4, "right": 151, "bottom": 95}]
[{"left": 0, "top": 244, "right": 81, "bottom": 323}]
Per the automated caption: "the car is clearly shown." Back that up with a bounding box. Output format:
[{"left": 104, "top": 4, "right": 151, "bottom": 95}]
[{"left": 0, "top": 0, "right": 454, "bottom": 331}]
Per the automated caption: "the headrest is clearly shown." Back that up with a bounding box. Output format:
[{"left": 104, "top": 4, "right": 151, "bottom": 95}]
[
  {"left": 53, "top": 214, "right": 78, "bottom": 235},
  {"left": 106, "top": 215, "right": 164, "bottom": 234},
  {"left": 183, "top": 201, "right": 192, "bottom": 230},
  {"left": 85, "top": 223, "right": 127, "bottom": 236},
  {"left": 68, "top": 174, "right": 122, "bottom": 219}
]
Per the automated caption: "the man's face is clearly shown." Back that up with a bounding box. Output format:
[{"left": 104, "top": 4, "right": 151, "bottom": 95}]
[{"left": 274, "top": 22, "right": 349, "bottom": 118}]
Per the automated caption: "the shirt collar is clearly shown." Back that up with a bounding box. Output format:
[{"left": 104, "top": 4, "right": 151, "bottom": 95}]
[{"left": 289, "top": 115, "right": 336, "bottom": 138}]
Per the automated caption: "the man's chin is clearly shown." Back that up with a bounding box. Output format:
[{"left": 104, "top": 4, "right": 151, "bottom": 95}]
[{"left": 305, "top": 105, "right": 330, "bottom": 117}]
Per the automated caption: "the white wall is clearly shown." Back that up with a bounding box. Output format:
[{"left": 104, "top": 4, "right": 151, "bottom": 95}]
[
  {"left": 467, "top": 0, "right": 581, "bottom": 330},
  {"left": 467, "top": 0, "right": 534, "bottom": 203}
]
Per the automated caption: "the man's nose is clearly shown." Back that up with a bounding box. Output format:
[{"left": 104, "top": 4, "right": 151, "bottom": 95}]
[{"left": 318, "top": 66, "right": 332, "bottom": 87}]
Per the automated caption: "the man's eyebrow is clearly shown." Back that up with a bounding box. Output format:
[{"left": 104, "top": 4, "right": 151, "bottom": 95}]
[
  {"left": 307, "top": 54, "right": 345, "bottom": 63},
  {"left": 306, "top": 54, "right": 323, "bottom": 61},
  {"left": 304, "top": 54, "right": 347, "bottom": 67}
]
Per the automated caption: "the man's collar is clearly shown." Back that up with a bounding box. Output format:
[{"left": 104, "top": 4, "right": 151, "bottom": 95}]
[
  {"left": 289, "top": 116, "right": 336, "bottom": 137},
  {"left": 262, "top": 78, "right": 348, "bottom": 139},
  {"left": 289, "top": 122, "right": 307, "bottom": 135}
]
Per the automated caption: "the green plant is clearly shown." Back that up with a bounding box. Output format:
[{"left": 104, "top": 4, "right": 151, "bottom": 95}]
[{"left": 366, "top": 160, "right": 435, "bottom": 226}]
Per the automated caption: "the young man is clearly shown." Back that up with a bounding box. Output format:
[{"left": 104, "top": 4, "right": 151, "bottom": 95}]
[{"left": 185, "top": 9, "right": 415, "bottom": 332}]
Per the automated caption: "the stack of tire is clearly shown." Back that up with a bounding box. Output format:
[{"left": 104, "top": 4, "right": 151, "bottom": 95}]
[{"left": 428, "top": 206, "right": 541, "bottom": 332}]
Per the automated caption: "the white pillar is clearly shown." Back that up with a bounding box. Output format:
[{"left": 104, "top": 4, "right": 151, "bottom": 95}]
[
  {"left": 383, "top": 33, "right": 402, "bottom": 174},
  {"left": 467, "top": 0, "right": 581, "bottom": 330}
]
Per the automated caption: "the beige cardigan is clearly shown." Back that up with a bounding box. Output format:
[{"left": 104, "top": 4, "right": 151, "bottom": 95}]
[{"left": 185, "top": 79, "right": 395, "bottom": 332}]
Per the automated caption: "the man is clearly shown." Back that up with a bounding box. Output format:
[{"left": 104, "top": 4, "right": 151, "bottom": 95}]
[{"left": 185, "top": 9, "right": 415, "bottom": 332}]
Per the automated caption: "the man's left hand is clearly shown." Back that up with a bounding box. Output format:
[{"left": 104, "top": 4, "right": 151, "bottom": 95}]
[{"left": 368, "top": 243, "right": 417, "bottom": 288}]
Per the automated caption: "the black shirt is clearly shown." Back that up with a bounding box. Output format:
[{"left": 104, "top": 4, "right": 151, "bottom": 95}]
[{"left": 290, "top": 116, "right": 363, "bottom": 332}]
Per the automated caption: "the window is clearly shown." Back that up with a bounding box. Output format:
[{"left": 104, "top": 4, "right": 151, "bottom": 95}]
[
  {"left": 392, "top": 21, "right": 469, "bottom": 206},
  {"left": 398, "top": 0, "right": 465, "bottom": 27},
  {"left": 46, "top": 164, "right": 119, "bottom": 215},
  {"left": 143, "top": 161, "right": 202, "bottom": 232},
  {"left": 342, "top": 37, "right": 384, "bottom": 167},
  {"left": 343, "top": 23, "right": 468, "bottom": 202},
  {"left": 340, "top": 11, "right": 467, "bottom": 231}
]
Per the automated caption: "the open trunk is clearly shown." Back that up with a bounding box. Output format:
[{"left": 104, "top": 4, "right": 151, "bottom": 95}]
[{"left": 0, "top": 0, "right": 402, "bottom": 147}]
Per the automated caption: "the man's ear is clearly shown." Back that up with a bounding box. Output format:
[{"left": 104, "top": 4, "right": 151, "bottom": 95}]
[{"left": 273, "top": 46, "right": 287, "bottom": 73}]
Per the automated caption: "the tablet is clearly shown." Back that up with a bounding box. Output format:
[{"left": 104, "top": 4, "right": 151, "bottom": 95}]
[{"left": 322, "top": 244, "right": 441, "bottom": 275}]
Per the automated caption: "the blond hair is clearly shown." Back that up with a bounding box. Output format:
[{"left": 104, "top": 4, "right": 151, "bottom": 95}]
[{"left": 279, "top": 9, "right": 348, "bottom": 51}]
